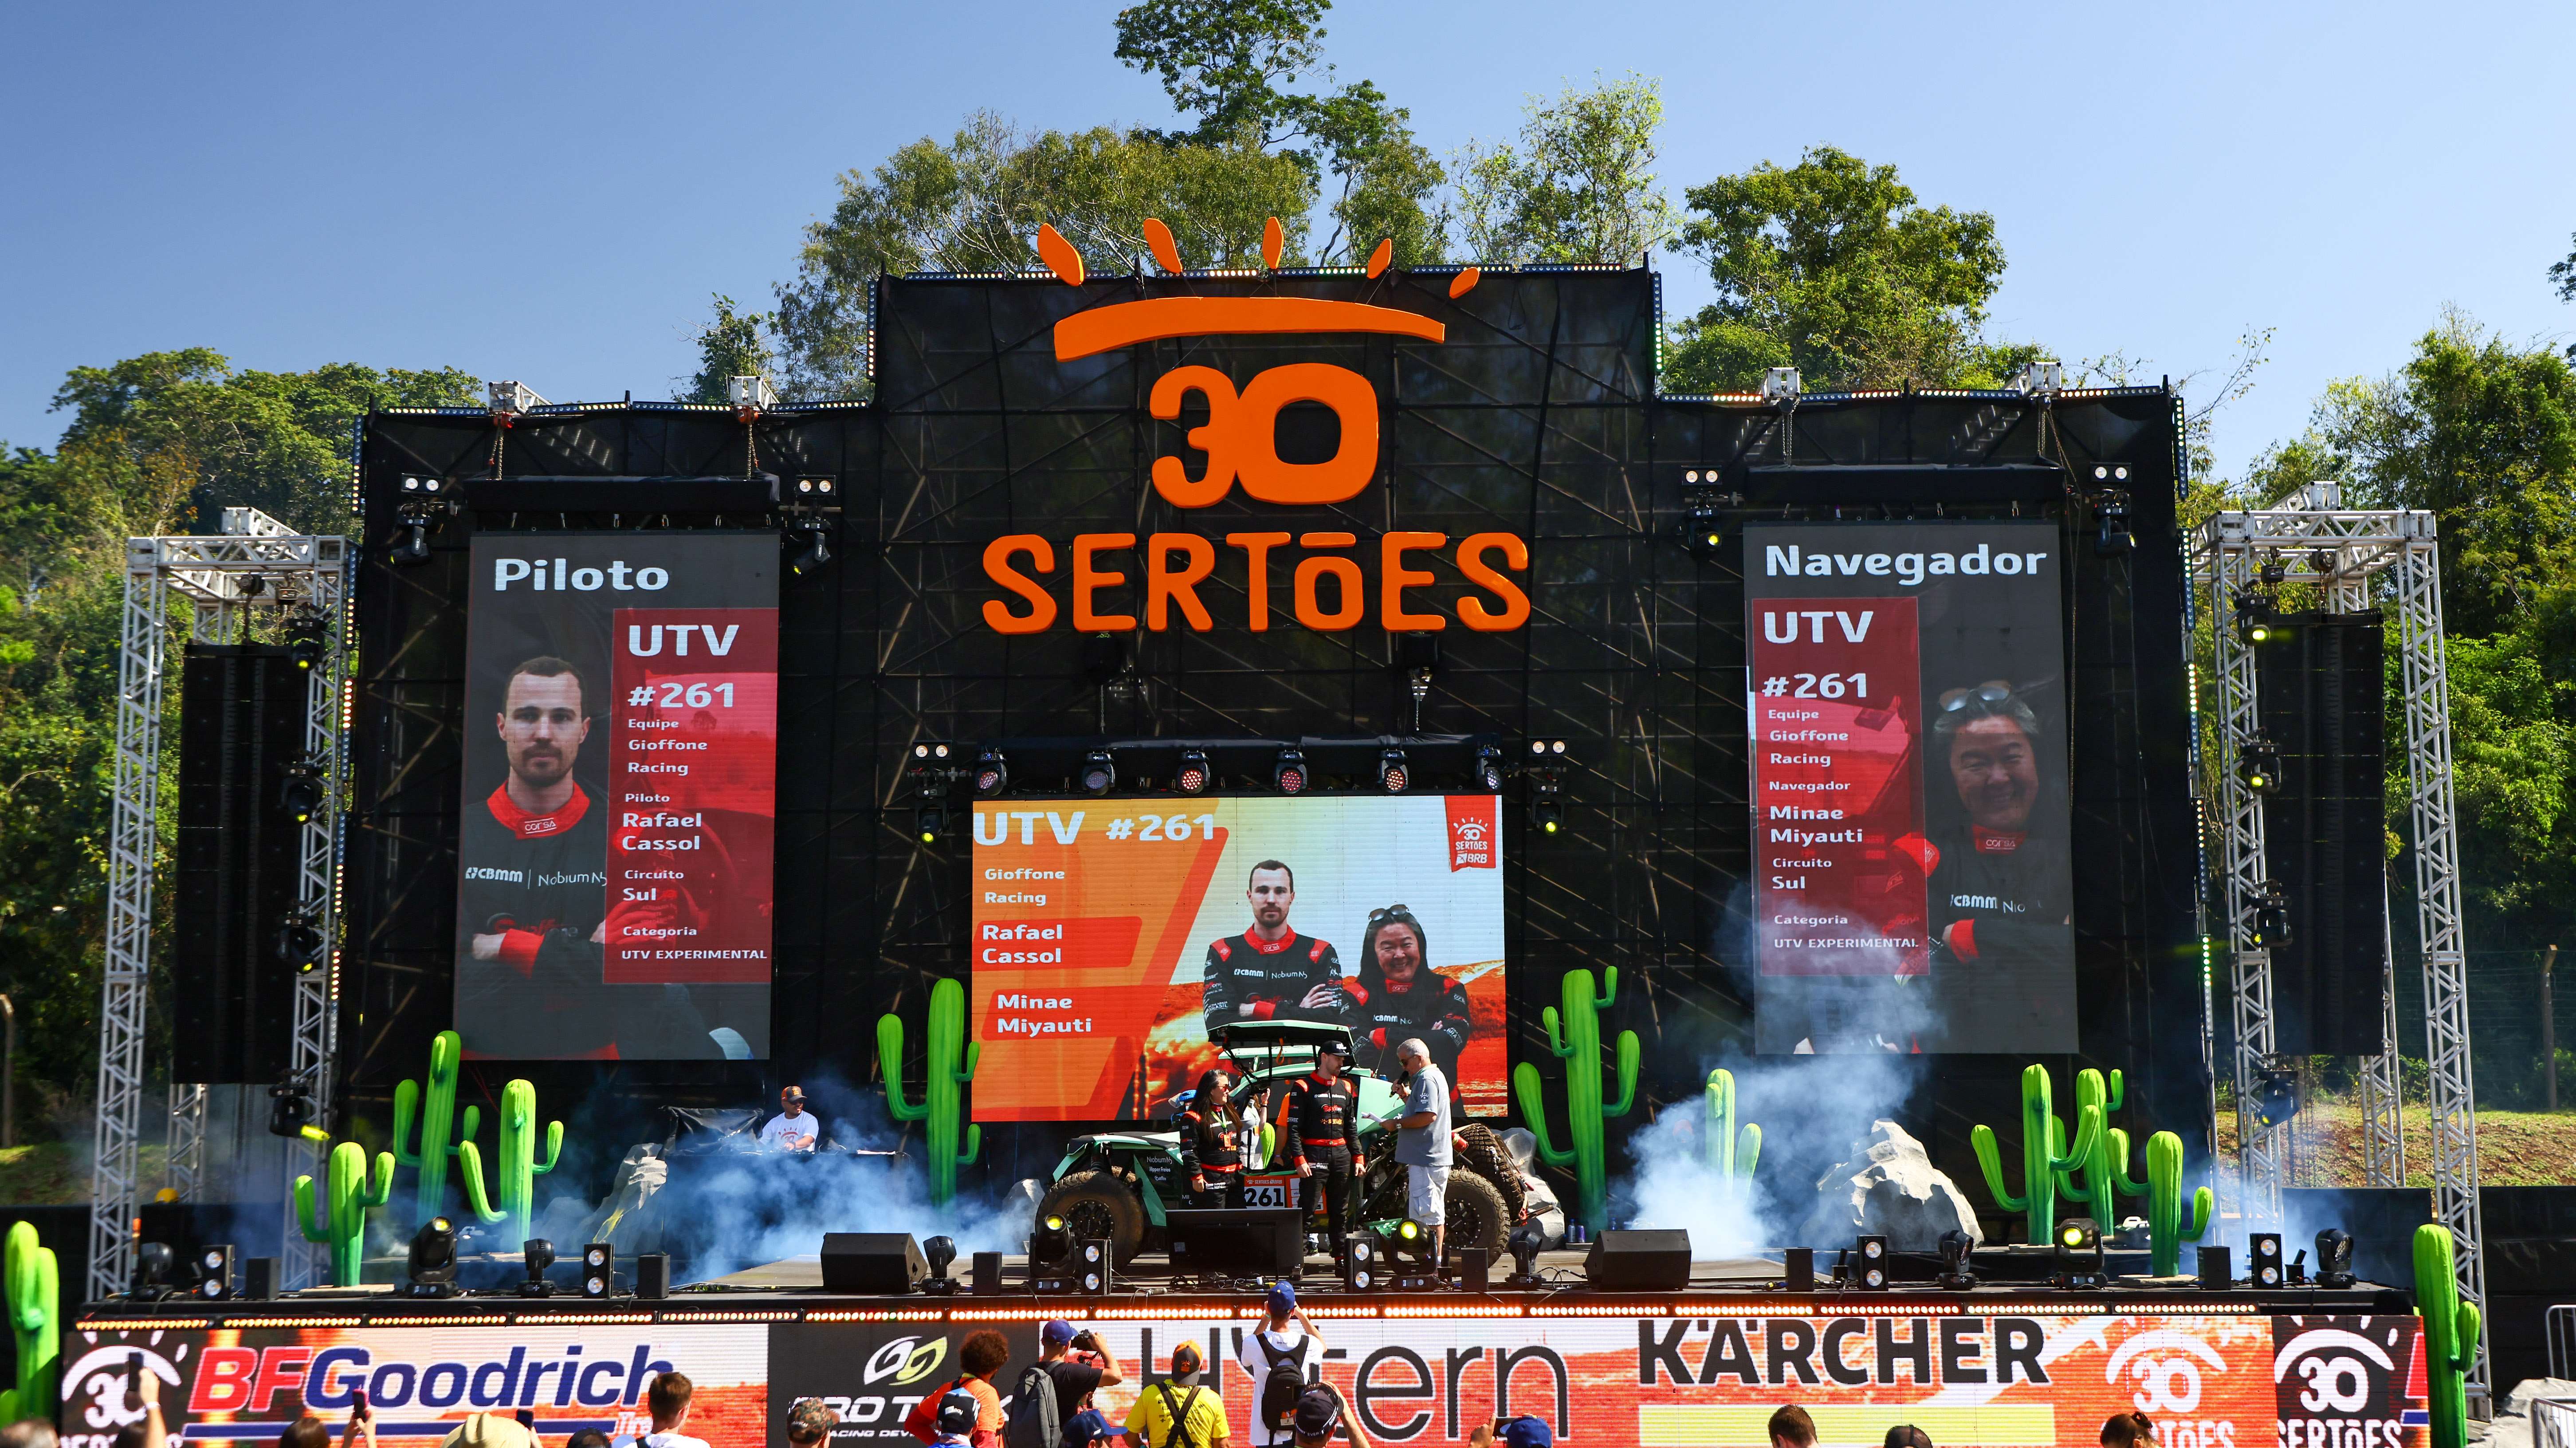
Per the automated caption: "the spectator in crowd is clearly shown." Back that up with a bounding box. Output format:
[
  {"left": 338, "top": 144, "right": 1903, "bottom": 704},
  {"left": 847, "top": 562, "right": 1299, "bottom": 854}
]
[
  {"left": 929, "top": 1391, "right": 983, "bottom": 1448},
  {"left": 787, "top": 1398, "right": 838, "bottom": 1448},
  {"left": 909, "top": 1330, "right": 1009, "bottom": 1448},
  {"left": 0, "top": 1424, "right": 52, "bottom": 1448},
  {"left": 611, "top": 1373, "right": 708, "bottom": 1448},
  {"left": 1286, "top": 1385, "right": 1371, "bottom": 1448},
  {"left": 567, "top": 1434, "right": 613, "bottom": 1448},
  {"left": 1036, "top": 1318, "right": 1127, "bottom": 1448},
  {"left": 1887, "top": 1427, "right": 1934, "bottom": 1448},
  {"left": 434, "top": 1415, "right": 535, "bottom": 1448},
  {"left": 1121, "top": 1342, "right": 1225, "bottom": 1448},
  {"left": 1770, "top": 1406, "right": 1817, "bottom": 1448},
  {"left": 2102, "top": 1414, "right": 2156, "bottom": 1448}
]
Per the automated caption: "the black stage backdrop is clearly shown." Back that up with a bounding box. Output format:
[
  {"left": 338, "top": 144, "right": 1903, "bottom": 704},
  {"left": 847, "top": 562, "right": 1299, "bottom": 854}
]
[{"left": 340, "top": 268, "right": 2202, "bottom": 1236}]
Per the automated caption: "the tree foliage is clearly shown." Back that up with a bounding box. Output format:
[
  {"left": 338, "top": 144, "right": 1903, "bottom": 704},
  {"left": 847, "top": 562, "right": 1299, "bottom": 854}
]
[
  {"left": 685, "top": 295, "right": 777, "bottom": 405},
  {"left": 1453, "top": 74, "right": 1677, "bottom": 267},
  {"left": 1663, "top": 145, "right": 2031, "bottom": 393}
]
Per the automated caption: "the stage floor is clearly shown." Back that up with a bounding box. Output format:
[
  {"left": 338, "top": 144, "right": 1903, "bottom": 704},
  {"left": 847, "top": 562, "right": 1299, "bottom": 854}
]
[{"left": 697, "top": 1247, "right": 1787, "bottom": 1289}]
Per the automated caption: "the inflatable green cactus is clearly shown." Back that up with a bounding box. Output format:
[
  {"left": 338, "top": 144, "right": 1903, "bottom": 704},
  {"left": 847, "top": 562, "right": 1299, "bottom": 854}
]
[
  {"left": 1703, "top": 1068, "right": 1760, "bottom": 1192},
  {"left": 2051, "top": 1068, "right": 2128, "bottom": 1207},
  {"left": 2415, "top": 1223, "right": 2482, "bottom": 1448},
  {"left": 0, "top": 1221, "right": 58, "bottom": 1423},
  {"left": 295, "top": 1141, "right": 395, "bottom": 1287},
  {"left": 880, "top": 976, "right": 980, "bottom": 1206},
  {"left": 457, "top": 1078, "right": 563, "bottom": 1247},
  {"left": 1971, "top": 1062, "right": 2104, "bottom": 1246},
  {"left": 2124, "top": 1130, "right": 2211, "bottom": 1276},
  {"left": 1511, "top": 966, "right": 1637, "bottom": 1232},
  {"left": 393, "top": 1029, "right": 480, "bottom": 1223}
]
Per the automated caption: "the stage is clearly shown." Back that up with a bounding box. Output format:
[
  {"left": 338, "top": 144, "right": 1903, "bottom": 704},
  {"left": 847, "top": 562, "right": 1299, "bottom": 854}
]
[{"left": 61, "top": 1261, "right": 2427, "bottom": 1448}]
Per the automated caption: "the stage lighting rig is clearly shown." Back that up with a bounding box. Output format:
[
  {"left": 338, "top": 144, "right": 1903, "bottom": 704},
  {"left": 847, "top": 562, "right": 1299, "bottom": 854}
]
[
  {"left": 1374, "top": 1218, "right": 1438, "bottom": 1290},
  {"left": 1474, "top": 745, "right": 1505, "bottom": 794},
  {"left": 400, "top": 1216, "right": 463, "bottom": 1298},
  {"left": 2250, "top": 881, "right": 2293, "bottom": 949},
  {"left": 1398, "top": 632, "right": 1441, "bottom": 732},
  {"left": 973, "top": 749, "right": 1009, "bottom": 799},
  {"left": 1504, "top": 1221, "right": 1545, "bottom": 1289},
  {"left": 2236, "top": 737, "right": 2282, "bottom": 795},
  {"left": 1936, "top": 1229, "right": 1977, "bottom": 1290},
  {"left": 1343, "top": 1233, "right": 1379, "bottom": 1292},
  {"left": 1852, "top": 1234, "right": 1889, "bottom": 1290},
  {"left": 1272, "top": 748, "right": 1309, "bottom": 795},
  {"left": 282, "top": 609, "right": 326, "bottom": 671},
  {"left": 2249, "top": 1232, "right": 2284, "bottom": 1288},
  {"left": 2314, "top": 1228, "right": 2355, "bottom": 1289},
  {"left": 131, "top": 1243, "right": 177, "bottom": 1302},
  {"left": 278, "top": 755, "right": 326, "bottom": 822},
  {"left": 2089, "top": 468, "right": 2133, "bottom": 555},
  {"left": 1175, "top": 748, "right": 1211, "bottom": 795},
  {"left": 2251, "top": 1066, "right": 2301, "bottom": 1130},
  {"left": 790, "top": 476, "right": 838, "bottom": 501},
  {"left": 1677, "top": 487, "right": 1725, "bottom": 564},
  {"left": 922, "top": 1235, "right": 959, "bottom": 1295},
  {"left": 392, "top": 477, "right": 452, "bottom": 567},
  {"left": 266, "top": 1078, "right": 316, "bottom": 1139},
  {"left": 1030, "top": 1213, "right": 1079, "bottom": 1293},
  {"left": 520, "top": 1238, "right": 556, "bottom": 1297},
  {"left": 2054, "top": 1217, "right": 2106, "bottom": 1288},
  {"left": 916, "top": 805, "right": 946, "bottom": 846},
  {"left": 1080, "top": 750, "right": 1117, "bottom": 796},
  {"left": 275, "top": 905, "right": 326, "bottom": 972},
  {"left": 2233, "top": 591, "right": 2279, "bottom": 645},
  {"left": 1531, "top": 778, "right": 1563, "bottom": 835},
  {"left": 787, "top": 515, "right": 835, "bottom": 577},
  {"left": 1378, "top": 748, "right": 1410, "bottom": 795}
]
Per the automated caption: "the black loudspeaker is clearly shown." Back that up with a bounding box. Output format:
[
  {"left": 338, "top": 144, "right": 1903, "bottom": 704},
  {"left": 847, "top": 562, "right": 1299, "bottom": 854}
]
[
  {"left": 1584, "top": 1229, "right": 1692, "bottom": 1291},
  {"left": 2197, "top": 1244, "right": 2233, "bottom": 1291},
  {"left": 244, "top": 1257, "right": 279, "bottom": 1301},
  {"left": 1783, "top": 1247, "right": 1815, "bottom": 1291},
  {"left": 636, "top": 1253, "right": 670, "bottom": 1300},
  {"left": 821, "top": 1233, "right": 928, "bottom": 1294},
  {"left": 171, "top": 645, "right": 309, "bottom": 1083},
  {"left": 2257, "top": 611, "right": 2387, "bottom": 1054},
  {"left": 1166, "top": 1208, "right": 1302, "bottom": 1277},
  {"left": 581, "top": 1243, "right": 615, "bottom": 1298},
  {"left": 1458, "top": 1247, "right": 1490, "bottom": 1292},
  {"left": 192, "top": 1244, "right": 235, "bottom": 1301},
  {"left": 972, "top": 1251, "right": 1005, "bottom": 1294}
]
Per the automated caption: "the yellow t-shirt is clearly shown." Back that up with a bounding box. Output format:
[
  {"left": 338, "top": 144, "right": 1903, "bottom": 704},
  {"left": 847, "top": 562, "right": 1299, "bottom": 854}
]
[{"left": 1123, "top": 1381, "right": 1227, "bottom": 1448}]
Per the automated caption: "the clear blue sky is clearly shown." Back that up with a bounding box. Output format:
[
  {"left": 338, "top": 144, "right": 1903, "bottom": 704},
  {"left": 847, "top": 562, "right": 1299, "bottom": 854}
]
[{"left": 5, "top": 1, "right": 2571, "bottom": 484}]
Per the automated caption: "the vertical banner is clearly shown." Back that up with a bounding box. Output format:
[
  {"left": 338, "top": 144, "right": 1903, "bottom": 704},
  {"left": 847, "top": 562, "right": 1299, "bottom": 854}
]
[
  {"left": 1744, "top": 521, "right": 2075, "bottom": 1054},
  {"left": 456, "top": 533, "right": 776, "bottom": 1060}
]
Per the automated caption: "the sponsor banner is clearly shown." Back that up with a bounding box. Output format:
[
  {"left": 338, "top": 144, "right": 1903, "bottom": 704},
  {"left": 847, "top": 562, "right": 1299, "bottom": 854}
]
[
  {"left": 456, "top": 532, "right": 776, "bottom": 1060},
  {"left": 59, "top": 1322, "right": 763, "bottom": 1448},
  {"left": 770, "top": 1322, "right": 1042, "bottom": 1445},
  {"left": 2273, "top": 1316, "right": 2426, "bottom": 1448},
  {"left": 969, "top": 795, "right": 1507, "bottom": 1121},
  {"left": 1743, "top": 520, "right": 2076, "bottom": 1054}
]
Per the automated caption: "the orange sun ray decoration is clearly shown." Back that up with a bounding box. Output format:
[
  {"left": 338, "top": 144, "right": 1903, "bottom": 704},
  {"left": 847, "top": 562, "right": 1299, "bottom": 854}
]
[
  {"left": 1449, "top": 267, "right": 1481, "bottom": 299},
  {"left": 1036, "top": 224, "right": 1085, "bottom": 287},
  {"left": 1143, "top": 217, "right": 1184, "bottom": 275},
  {"left": 1366, "top": 238, "right": 1393, "bottom": 278},
  {"left": 1261, "top": 216, "right": 1284, "bottom": 270}
]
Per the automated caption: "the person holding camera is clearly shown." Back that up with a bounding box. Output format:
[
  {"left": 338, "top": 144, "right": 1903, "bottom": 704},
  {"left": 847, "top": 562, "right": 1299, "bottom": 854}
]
[{"left": 1038, "top": 1320, "right": 1127, "bottom": 1448}]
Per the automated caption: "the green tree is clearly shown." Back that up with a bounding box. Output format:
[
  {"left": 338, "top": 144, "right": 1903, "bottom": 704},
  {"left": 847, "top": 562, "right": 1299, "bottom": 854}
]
[
  {"left": 1453, "top": 74, "right": 1677, "bottom": 267},
  {"left": 1664, "top": 145, "right": 2030, "bottom": 393},
  {"left": 685, "top": 295, "right": 776, "bottom": 405}
]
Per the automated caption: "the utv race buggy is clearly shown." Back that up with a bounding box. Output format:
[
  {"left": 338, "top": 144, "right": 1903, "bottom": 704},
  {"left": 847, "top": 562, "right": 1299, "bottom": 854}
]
[{"left": 1036, "top": 1019, "right": 1525, "bottom": 1266}]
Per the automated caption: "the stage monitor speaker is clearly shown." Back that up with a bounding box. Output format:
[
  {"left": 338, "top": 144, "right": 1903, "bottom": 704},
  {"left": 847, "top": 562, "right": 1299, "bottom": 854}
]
[
  {"left": 1783, "top": 1247, "right": 1815, "bottom": 1291},
  {"left": 972, "top": 1251, "right": 1005, "bottom": 1295},
  {"left": 636, "top": 1253, "right": 670, "bottom": 1300},
  {"left": 2198, "top": 1244, "right": 2233, "bottom": 1291},
  {"left": 243, "top": 1257, "right": 279, "bottom": 1301},
  {"left": 1166, "top": 1208, "right": 1302, "bottom": 1278},
  {"left": 192, "top": 1244, "right": 235, "bottom": 1301},
  {"left": 821, "top": 1232, "right": 927, "bottom": 1294},
  {"left": 1458, "top": 1247, "right": 1490, "bottom": 1292},
  {"left": 581, "top": 1243, "right": 615, "bottom": 1298},
  {"left": 171, "top": 645, "right": 309, "bottom": 1083},
  {"left": 1584, "top": 1229, "right": 1692, "bottom": 1291},
  {"left": 2257, "top": 611, "right": 2387, "bottom": 1054}
]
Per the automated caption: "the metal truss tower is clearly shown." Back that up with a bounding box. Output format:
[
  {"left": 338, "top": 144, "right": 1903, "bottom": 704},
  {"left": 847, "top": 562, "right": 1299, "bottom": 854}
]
[
  {"left": 2192, "top": 483, "right": 2485, "bottom": 1396},
  {"left": 92, "top": 508, "right": 349, "bottom": 1296}
]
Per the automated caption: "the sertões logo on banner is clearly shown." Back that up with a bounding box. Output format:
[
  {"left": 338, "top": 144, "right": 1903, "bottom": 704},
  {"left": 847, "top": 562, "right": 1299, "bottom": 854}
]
[
  {"left": 2272, "top": 1318, "right": 2419, "bottom": 1448},
  {"left": 2105, "top": 1328, "right": 2237, "bottom": 1448}
]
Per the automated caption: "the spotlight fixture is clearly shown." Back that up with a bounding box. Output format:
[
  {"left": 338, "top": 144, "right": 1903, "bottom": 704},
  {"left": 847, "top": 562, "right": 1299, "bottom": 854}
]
[
  {"left": 2314, "top": 1228, "right": 2355, "bottom": 1289},
  {"left": 192, "top": 1245, "right": 235, "bottom": 1301},
  {"left": 1080, "top": 750, "right": 1116, "bottom": 796},
  {"left": 2054, "top": 1216, "right": 2106, "bottom": 1287},
  {"left": 1343, "top": 1232, "right": 1378, "bottom": 1292},
  {"left": 973, "top": 749, "right": 1009, "bottom": 799},
  {"left": 390, "top": 504, "right": 437, "bottom": 567},
  {"left": 2233, "top": 591, "right": 2278, "bottom": 645},
  {"left": 1175, "top": 748, "right": 1211, "bottom": 795},
  {"left": 1272, "top": 747, "right": 1308, "bottom": 796},
  {"left": 1531, "top": 779, "right": 1563, "bottom": 835},
  {"left": 398, "top": 475, "right": 445, "bottom": 495},
  {"left": 1473, "top": 745, "right": 1505, "bottom": 794},
  {"left": 521, "top": 1238, "right": 556, "bottom": 1297},
  {"left": 787, "top": 516, "right": 834, "bottom": 576},
  {"left": 2250, "top": 881, "right": 2292, "bottom": 949},
  {"left": 1853, "top": 1234, "right": 1889, "bottom": 1291},
  {"left": 793, "top": 476, "right": 838, "bottom": 499},
  {"left": 1936, "top": 1228, "right": 1977, "bottom": 1290},
  {"left": 1528, "top": 739, "right": 1568, "bottom": 759},
  {"left": 401, "top": 1216, "right": 462, "bottom": 1298},
  {"left": 1076, "top": 1238, "right": 1111, "bottom": 1295},
  {"left": 266, "top": 1079, "right": 315, "bottom": 1139},
  {"left": 131, "top": 1243, "right": 177, "bottom": 1302},
  {"left": 1382, "top": 1218, "right": 1438, "bottom": 1290},
  {"left": 916, "top": 805, "right": 945, "bottom": 846},
  {"left": 580, "top": 1242, "right": 615, "bottom": 1298},
  {"left": 1377, "top": 748, "right": 1409, "bottom": 795},
  {"left": 278, "top": 757, "right": 325, "bottom": 822},
  {"left": 922, "top": 1235, "right": 959, "bottom": 1295},
  {"left": 283, "top": 611, "right": 326, "bottom": 670},
  {"left": 2249, "top": 1231, "right": 2284, "bottom": 1288},
  {"left": 2259, "top": 556, "right": 2288, "bottom": 588},
  {"left": 275, "top": 906, "right": 327, "bottom": 972},
  {"left": 1504, "top": 1220, "right": 1545, "bottom": 1290},
  {"left": 2092, "top": 475, "right": 2133, "bottom": 555},
  {"left": 2237, "top": 737, "right": 2282, "bottom": 795},
  {"left": 2251, "top": 1066, "right": 2301, "bottom": 1130},
  {"left": 1677, "top": 488, "right": 1725, "bottom": 564},
  {"left": 1030, "top": 1213, "right": 1080, "bottom": 1293}
]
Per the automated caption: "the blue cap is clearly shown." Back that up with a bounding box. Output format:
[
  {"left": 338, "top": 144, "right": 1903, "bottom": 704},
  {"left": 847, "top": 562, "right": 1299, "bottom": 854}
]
[
  {"left": 1042, "top": 1320, "right": 1076, "bottom": 1347},
  {"left": 1503, "top": 1419, "right": 1554, "bottom": 1448},
  {"left": 1266, "top": 1279, "right": 1296, "bottom": 1315}
]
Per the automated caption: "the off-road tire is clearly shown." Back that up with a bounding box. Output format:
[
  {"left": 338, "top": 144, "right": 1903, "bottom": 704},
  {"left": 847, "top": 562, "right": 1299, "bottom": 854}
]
[
  {"left": 1037, "top": 1169, "right": 1147, "bottom": 1267},
  {"left": 1440, "top": 1169, "right": 1512, "bottom": 1256},
  {"left": 1455, "top": 1122, "right": 1527, "bottom": 1224}
]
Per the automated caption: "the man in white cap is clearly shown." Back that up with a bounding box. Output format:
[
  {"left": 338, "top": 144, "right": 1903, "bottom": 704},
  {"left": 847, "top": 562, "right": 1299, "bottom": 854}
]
[{"left": 1391, "top": 1037, "right": 1451, "bottom": 1269}]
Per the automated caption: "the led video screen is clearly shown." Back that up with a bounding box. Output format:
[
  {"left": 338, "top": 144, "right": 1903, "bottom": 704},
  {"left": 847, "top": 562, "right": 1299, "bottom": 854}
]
[
  {"left": 453, "top": 532, "right": 775, "bottom": 1060},
  {"left": 969, "top": 795, "right": 1507, "bottom": 1121},
  {"left": 1745, "top": 520, "right": 2076, "bottom": 1053}
]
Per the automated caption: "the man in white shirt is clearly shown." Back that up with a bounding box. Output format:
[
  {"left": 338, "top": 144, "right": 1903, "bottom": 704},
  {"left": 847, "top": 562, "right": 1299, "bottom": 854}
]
[{"left": 759, "top": 1085, "right": 819, "bottom": 1151}]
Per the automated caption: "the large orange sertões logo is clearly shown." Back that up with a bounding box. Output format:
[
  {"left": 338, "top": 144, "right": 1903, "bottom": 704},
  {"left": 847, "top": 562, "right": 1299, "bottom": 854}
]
[{"left": 1038, "top": 218, "right": 1480, "bottom": 508}]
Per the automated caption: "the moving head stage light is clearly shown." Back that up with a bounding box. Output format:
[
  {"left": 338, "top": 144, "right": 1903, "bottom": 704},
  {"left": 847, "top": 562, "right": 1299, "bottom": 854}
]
[{"left": 401, "top": 1216, "right": 463, "bottom": 1298}]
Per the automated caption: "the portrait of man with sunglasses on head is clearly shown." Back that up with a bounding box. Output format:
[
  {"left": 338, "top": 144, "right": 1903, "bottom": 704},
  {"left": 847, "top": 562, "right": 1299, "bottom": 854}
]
[{"left": 1923, "top": 680, "right": 2073, "bottom": 973}]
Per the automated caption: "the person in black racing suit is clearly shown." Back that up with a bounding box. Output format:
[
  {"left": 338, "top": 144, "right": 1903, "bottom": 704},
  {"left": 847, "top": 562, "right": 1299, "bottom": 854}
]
[
  {"left": 1284, "top": 1041, "right": 1366, "bottom": 1258},
  {"left": 1924, "top": 684, "right": 2073, "bottom": 973},
  {"left": 1201, "top": 860, "right": 1345, "bottom": 1036},
  {"left": 1180, "top": 1062, "right": 1256, "bottom": 1208},
  {"left": 1342, "top": 905, "right": 1471, "bottom": 1089},
  {"left": 455, "top": 656, "right": 718, "bottom": 1059}
]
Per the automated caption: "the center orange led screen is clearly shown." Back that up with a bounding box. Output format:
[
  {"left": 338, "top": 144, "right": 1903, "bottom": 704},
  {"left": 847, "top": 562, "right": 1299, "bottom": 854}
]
[{"left": 968, "top": 795, "right": 1507, "bottom": 1122}]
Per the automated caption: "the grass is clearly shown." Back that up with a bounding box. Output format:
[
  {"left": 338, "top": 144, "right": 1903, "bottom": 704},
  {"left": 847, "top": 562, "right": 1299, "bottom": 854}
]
[
  {"left": 2213, "top": 1099, "right": 2576, "bottom": 1207},
  {"left": 0, "top": 1142, "right": 170, "bottom": 1204}
]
